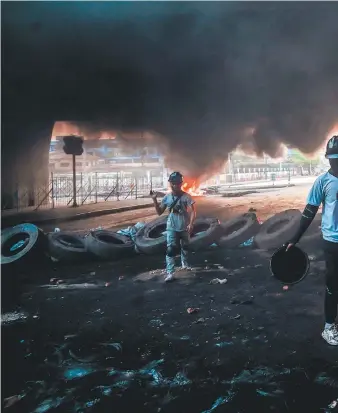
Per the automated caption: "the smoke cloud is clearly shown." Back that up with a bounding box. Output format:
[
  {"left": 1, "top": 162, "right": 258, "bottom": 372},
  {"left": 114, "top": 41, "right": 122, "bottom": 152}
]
[{"left": 3, "top": 2, "right": 338, "bottom": 180}]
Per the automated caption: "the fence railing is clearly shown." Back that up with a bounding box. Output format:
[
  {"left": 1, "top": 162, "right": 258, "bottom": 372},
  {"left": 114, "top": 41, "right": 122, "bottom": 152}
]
[
  {"left": 3, "top": 173, "right": 164, "bottom": 212},
  {"left": 2, "top": 169, "right": 301, "bottom": 212}
]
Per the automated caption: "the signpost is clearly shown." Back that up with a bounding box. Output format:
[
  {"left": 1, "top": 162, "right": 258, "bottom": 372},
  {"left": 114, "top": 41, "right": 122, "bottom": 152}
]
[{"left": 62, "top": 135, "right": 84, "bottom": 207}]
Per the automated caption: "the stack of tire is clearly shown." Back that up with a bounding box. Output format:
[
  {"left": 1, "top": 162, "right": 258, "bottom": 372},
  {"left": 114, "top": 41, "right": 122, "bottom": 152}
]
[{"left": 134, "top": 216, "right": 222, "bottom": 254}]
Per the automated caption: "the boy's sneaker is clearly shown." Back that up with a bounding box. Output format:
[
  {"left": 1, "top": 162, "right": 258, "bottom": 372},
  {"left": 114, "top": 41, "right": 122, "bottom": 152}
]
[
  {"left": 322, "top": 325, "right": 338, "bottom": 346},
  {"left": 164, "top": 273, "right": 175, "bottom": 282}
]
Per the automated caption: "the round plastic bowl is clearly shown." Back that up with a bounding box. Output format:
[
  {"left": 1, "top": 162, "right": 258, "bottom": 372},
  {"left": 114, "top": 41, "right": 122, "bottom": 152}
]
[{"left": 270, "top": 244, "right": 310, "bottom": 285}]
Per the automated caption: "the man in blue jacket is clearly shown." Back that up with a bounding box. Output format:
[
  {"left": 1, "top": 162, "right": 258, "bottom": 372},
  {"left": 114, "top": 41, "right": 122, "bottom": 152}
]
[
  {"left": 286, "top": 136, "right": 338, "bottom": 345},
  {"left": 151, "top": 171, "right": 196, "bottom": 282}
]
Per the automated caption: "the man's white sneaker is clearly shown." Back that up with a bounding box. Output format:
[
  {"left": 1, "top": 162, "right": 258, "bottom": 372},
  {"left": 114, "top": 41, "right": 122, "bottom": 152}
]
[
  {"left": 164, "top": 273, "right": 174, "bottom": 282},
  {"left": 322, "top": 325, "right": 338, "bottom": 346}
]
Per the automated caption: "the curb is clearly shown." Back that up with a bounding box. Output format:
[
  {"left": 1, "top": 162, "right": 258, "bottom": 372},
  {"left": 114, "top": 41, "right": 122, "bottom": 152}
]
[
  {"left": 221, "top": 184, "right": 294, "bottom": 192},
  {"left": 1, "top": 203, "right": 154, "bottom": 229}
]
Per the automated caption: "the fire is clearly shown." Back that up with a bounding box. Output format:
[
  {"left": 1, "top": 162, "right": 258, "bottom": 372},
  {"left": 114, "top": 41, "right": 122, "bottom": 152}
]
[
  {"left": 166, "top": 177, "right": 204, "bottom": 196},
  {"left": 182, "top": 179, "right": 204, "bottom": 196}
]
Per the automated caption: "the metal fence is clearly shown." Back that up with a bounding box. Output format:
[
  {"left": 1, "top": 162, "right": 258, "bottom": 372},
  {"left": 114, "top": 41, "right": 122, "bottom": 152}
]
[
  {"left": 4, "top": 173, "right": 164, "bottom": 211},
  {"left": 2, "top": 168, "right": 301, "bottom": 212}
]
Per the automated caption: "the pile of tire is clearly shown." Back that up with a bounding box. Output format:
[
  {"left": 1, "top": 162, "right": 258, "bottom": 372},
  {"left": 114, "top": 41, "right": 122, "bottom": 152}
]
[
  {"left": 217, "top": 212, "right": 260, "bottom": 248},
  {"left": 135, "top": 216, "right": 222, "bottom": 255},
  {"left": 253, "top": 209, "right": 302, "bottom": 251}
]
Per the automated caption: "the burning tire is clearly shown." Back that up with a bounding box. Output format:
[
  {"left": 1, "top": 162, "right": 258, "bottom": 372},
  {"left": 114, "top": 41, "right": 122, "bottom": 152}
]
[
  {"left": 189, "top": 217, "right": 221, "bottom": 251},
  {"left": 254, "top": 209, "right": 301, "bottom": 251},
  {"left": 48, "top": 232, "right": 88, "bottom": 262},
  {"left": 85, "top": 230, "right": 134, "bottom": 260},
  {"left": 134, "top": 216, "right": 167, "bottom": 255},
  {"left": 1, "top": 223, "right": 47, "bottom": 267},
  {"left": 217, "top": 213, "right": 260, "bottom": 248}
]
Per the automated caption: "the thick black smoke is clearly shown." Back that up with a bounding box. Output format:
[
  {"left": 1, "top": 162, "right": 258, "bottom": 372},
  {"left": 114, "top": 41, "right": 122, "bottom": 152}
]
[{"left": 3, "top": 2, "right": 338, "bottom": 179}]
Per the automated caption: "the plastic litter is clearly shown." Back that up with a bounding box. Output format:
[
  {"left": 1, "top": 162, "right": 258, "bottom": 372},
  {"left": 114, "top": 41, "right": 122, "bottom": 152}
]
[
  {"left": 117, "top": 222, "right": 145, "bottom": 242},
  {"left": 283, "top": 285, "right": 289, "bottom": 291},
  {"left": 187, "top": 307, "right": 200, "bottom": 314},
  {"left": 63, "top": 366, "right": 95, "bottom": 380},
  {"left": 240, "top": 236, "right": 254, "bottom": 247},
  {"left": 215, "top": 341, "right": 234, "bottom": 347},
  {"left": 328, "top": 399, "right": 338, "bottom": 409},
  {"left": 209, "top": 278, "right": 228, "bottom": 285},
  {"left": 54, "top": 228, "right": 61, "bottom": 232}
]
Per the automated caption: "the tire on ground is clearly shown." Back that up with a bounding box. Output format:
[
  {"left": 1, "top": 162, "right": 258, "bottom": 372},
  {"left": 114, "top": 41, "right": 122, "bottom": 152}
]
[
  {"left": 85, "top": 230, "right": 134, "bottom": 260},
  {"left": 48, "top": 232, "right": 88, "bottom": 262},
  {"left": 134, "top": 216, "right": 167, "bottom": 255},
  {"left": 217, "top": 213, "right": 260, "bottom": 248},
  {"left": 189, "top": 217, "right": 221, "bottom": 251},
  {"left": 254, "top": 209, "right": 301, "bottom": 251},
  {"left": 1, "top": 223, "right": 47, "bottom": 310},
  {"left": 1, "top": 223, "right": 47, "bottom": 266}
]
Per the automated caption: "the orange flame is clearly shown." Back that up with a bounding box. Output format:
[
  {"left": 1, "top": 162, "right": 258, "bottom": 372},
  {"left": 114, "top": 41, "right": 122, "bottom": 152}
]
[
  {"left": 166, "top": 177, "right": 204, "bottom": 196},
  {"left": 182, "top": 180, "right": 204, "bottom": 196}
]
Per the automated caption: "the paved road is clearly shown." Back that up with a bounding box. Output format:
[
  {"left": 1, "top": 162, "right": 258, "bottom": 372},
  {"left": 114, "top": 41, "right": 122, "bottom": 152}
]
[{"left": 41, "top": 181, "right": 314, "bottom": 233}]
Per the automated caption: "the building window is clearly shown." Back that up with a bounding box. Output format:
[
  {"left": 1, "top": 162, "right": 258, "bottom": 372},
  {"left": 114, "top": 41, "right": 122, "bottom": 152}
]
[{"left": 60, "top": 162, "right": 70, "bottom": 167}]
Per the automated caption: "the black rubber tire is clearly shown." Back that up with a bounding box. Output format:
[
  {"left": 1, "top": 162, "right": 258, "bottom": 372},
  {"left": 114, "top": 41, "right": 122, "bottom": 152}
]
[
  {"left": 1, "top": 223, "right": 47, "bottom": 266},
  {"left": 189, "top": 217, "right": 221, "bottom": 251},
  {"left": 134, "top": 216, "right": 167, "bottom": 255},
  {"left": 217, "top": 213, "right": 260, "bottom": 248},
  {"left": 85, "top": 230, "right": 134, "bottom": 260},
  {"left": 48, "top": 232, "right": 88, "bottom": 262},
  {"left": 254, "top": 209, "right": 301, "bottom": 251},
  {"left": 1, "top": 224, "right": 48, "bottom": 311}
]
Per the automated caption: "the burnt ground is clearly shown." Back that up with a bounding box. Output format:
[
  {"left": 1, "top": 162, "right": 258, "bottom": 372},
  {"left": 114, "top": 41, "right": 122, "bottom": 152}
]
[{"left": 2, "top": 184, "right": 338, "bottom": 413}]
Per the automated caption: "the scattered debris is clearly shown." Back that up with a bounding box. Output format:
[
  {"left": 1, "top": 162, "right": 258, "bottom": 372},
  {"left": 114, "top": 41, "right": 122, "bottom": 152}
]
[
  {"left": 1, "top": 311, "right": 28, "bottom": 325},
  {"left": 193, "top": 317, "right": 206, "bottom": 324},
  {"left": 231, "top": 296, "right": 254, "bottom": 305},
  {"left": 54, "top": 228, "right": 61, "bottom": 232},
  {"left": 105, "top": 282, "right": 111, "bottom": 287},
  {"left": 119, "top": 276, "right": 124, "bottom": 281},
  {"left": 209, "top": 278, "right": 228, "bottom": 285},
  {"left": 4, "top": 394, "right": 24, "bottom": 408},
  {"left": 230, "top": 314, "right": 241, "bottom": 320},
  {"left": 328, "top": 399, "right": 338, "bottom": 409},
  {"left": 149, "top": 319, "right": 165, "bottom": 327},
  {"left": 215, "top": 341, "right": 234, "bottom": 347},
  {"left": 187, "top": 308, "right": 200, "bottom": 314},
  {"left": 117, "top": 222, "right": 145, "bottom": 242},
  {"left": 90, "top": 271, "right": 96, "bottom": 276}
]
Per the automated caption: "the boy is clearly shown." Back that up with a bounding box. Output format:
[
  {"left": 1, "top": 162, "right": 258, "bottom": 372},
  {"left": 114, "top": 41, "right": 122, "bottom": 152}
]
[
  {"left": 286, "top": 136, "right": 338, "bottom": 345},
  {"left": 151, "top": 171, "right": 196, "bottom": 282}
]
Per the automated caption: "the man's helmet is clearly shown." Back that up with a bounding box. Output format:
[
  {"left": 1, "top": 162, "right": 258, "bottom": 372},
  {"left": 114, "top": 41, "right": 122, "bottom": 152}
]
[
  {"left": 325, "top": 135, "right": 338, "bottom": 159},
  {"left": 168, "top": 171, "right": 184, "bottom": 183}
]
